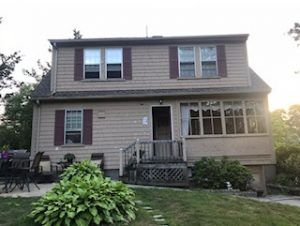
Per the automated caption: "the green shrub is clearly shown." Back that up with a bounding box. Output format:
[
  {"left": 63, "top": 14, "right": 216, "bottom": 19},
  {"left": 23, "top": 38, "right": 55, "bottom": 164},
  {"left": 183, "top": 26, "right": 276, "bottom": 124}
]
[
  {"left": 193, "top": 157, "right": 253, "bottom": 190},
  {"left": 29, "top": 161, "right": 136, "bottom": 226},
  {"left": 60, "top": 160, "right": 103, "bottom": 181},
  {"left": 276, "top": 145, "right": 300, "bottom": 187}
]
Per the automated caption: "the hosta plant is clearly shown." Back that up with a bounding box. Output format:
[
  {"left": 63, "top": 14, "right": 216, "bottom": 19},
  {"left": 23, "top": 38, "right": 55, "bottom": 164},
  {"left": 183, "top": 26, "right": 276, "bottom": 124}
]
[{"left": 29, "top": 161, "right": 136, "bottom": 226}]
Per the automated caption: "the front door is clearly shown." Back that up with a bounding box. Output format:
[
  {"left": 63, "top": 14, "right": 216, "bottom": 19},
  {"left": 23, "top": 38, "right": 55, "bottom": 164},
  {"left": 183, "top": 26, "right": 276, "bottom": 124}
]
[
  {"left": 152, "top": 106, "right": 172, "bottom": 140},
  {"left": 152, "top": 106, "right": 172, "bottom": 160}
]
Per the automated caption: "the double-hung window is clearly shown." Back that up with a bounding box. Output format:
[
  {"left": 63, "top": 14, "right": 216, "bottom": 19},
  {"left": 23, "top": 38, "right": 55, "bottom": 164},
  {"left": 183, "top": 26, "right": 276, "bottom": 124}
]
[
  {"left": 179, "top": 47, "right": 195, "bottom": 77},
  {"left": 181, "top": 103, "right": 200, "bottom": 136},
  {"left": 202, "top": 101, "right": 222, "bottom": 135},
  {"left": 84, "top": 49, "right": 100, "bottom": 79},
  {"left": 65, "top": 110, "right": 83, "bottom": 144},
  {"left": 224, "top": 101, "right": 245, "bottom": 134},
  {"left": 200, "top": 47, "right": 217, "bottom": 77},
  {"left": 106, "top": 48, "right": 122, "bottom": 79},
  {"left": 245, "top": 101, "right": 267, "bottom": 133}
]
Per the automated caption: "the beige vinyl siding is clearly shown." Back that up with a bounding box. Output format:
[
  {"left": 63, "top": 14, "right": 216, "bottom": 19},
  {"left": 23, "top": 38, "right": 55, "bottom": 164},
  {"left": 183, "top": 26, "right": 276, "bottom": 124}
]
[
  {"left": 55, "top": 43, "right": 250, "bottom": 92},
  {"left": 33, "top": 97, "right": 274, "bottom": 170}
]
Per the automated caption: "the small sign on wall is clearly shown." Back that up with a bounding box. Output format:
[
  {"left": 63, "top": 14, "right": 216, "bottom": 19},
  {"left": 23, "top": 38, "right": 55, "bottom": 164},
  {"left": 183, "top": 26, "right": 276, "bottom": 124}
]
[
  {"left": 97, "top": 111, "right": 105, "bottom": 118},
  {"left": 142, "top": 116, "right": 148, "bottom": 126}
]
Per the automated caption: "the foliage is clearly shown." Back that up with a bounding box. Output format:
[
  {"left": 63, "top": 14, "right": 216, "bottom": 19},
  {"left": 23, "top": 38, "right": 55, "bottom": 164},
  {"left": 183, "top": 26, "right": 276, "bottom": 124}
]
[
  {"left": 73, "top": 29, "right": 82, "bottom": 39},
  {"left": 23, "top": 59, "right": 51, "bottom": 83},
  {"left": 60, "top": 160, "right": 103, "bottom": 181},
  {"left": 275, "top": 145, "right": 300, "bottom": 187},
  {"left": 1, "top": 144, "right": 9, "bottom": 152},
  {"left": 271, "top": 105, "right": 300, "bottom": 148},
  {"left": 0, "top": 17, "right": 22, "bottom": 89},
  {"left": 0, "top": 84, "right": 34, "bottom": 150},
  {"left": 288, "top": 22, "right": 300, "bottom": 44},
  {"left": 193, "top": 157, "right": 253, "bottom": 190},
  {"left": 29, "top": 161, "right": 136, "bottom": 226}
]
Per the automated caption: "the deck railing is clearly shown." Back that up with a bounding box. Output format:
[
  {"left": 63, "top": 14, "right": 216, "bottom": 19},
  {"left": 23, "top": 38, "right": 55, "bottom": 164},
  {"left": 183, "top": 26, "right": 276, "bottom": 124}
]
[{"left": 119, "top": 138, "right": 187, "bottom": 177}]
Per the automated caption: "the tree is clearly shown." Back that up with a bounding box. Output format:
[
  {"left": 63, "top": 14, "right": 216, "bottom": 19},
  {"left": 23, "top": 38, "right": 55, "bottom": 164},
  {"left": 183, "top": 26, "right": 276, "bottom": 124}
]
[
  {"left": 73, "top": 29, "right": 82, "bottom": 39},
  {"left": 271, "top": 105, "right": 300, "bottom": 147},
  {"left": 0, "top": 17, "right": 22, "bottom": 89},
  {"left": 0, "top": 84, "right": 34, "bottom": 150},
  {"left": 288, "top": 105, "right": 300, "bottom": 141},
  {"left": 271, "top": 109, "right": 290, "bottom": 147},
  {"left": 288, "top": 22, "right": 300, "bottom": 44}
]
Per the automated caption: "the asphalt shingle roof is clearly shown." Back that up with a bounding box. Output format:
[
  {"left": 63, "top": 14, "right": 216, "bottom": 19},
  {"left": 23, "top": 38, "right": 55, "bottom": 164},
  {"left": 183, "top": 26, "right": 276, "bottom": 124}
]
[{"left": 31, "top": 68, "right": 271, "bottom": 101}]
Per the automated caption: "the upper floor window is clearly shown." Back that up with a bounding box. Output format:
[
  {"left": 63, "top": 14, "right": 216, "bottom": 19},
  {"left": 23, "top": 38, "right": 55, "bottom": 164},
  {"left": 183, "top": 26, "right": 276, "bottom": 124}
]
[
  {"left": 106, "top": 48, "right": 122, "bottom": 79},
  {"left": 65, "top": 110, "right": 82, "bottom": 144},
  {"left": 245, "top": 101, "right": 266, "bottom": 133},
  {"left": 84, "top": 49, "right": 100, "bottom": 79},
  {"left": 179, "top": 47, "right": 195, "bottom": 77},
  {"left": 200, "top": 47, "right": 217, "bottom": 77}
]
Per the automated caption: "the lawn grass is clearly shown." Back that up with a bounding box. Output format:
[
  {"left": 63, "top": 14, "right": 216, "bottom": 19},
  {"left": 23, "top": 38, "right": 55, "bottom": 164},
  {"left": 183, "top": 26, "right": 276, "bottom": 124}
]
[
  {"left": 134, "top": 188, "right": 300, "bottom": 226},
  {"left": 1, "top": 188, "right": 300, "bottom": 226}
]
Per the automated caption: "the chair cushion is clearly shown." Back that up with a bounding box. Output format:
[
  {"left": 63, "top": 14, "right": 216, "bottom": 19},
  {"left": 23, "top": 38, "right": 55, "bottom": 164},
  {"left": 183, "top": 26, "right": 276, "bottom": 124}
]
[
  {"left": 91, "top": 159, "right": 102, "bottom": 167},
  {"left": 40, "top": 161, "right": 51, "bottom": 172}
]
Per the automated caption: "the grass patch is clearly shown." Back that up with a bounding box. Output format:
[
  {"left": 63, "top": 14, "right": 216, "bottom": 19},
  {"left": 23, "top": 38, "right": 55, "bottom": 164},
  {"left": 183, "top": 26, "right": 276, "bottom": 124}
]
[
  {"left": 1, "top": 188, "right": 300, "bottom": 225},
  {"left": 134, "top": 188, "right": 300, "bottom": 226}
]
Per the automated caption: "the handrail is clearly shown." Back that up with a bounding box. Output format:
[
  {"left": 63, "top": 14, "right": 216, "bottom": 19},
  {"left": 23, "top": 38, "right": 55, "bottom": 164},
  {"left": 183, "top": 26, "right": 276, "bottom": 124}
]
[{"left": 119, "top": 139, "right": 186, "bottom": 177}]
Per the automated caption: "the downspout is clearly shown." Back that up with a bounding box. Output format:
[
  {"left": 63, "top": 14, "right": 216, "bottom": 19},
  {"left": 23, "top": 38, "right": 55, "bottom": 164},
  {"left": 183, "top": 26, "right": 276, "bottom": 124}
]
[{"left": 35, "top": 100, "right": 41, "bottom": 155}]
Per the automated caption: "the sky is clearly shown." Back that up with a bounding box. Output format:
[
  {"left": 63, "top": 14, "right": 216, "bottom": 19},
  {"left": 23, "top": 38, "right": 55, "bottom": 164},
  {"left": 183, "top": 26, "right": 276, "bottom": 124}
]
[{"left": 0, "top": 0, "right": 300, "bottom": 111}]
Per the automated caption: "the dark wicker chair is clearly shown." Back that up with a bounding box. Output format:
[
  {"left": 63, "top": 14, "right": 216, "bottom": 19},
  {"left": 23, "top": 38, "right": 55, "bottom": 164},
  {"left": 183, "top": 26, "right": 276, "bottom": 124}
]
[{"left": 91, "top": 153, "right": 104, "bottom": 170}]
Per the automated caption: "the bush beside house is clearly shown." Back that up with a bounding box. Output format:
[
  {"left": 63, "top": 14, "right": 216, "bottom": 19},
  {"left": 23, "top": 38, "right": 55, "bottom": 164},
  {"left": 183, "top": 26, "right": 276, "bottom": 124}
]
[{"left": 193, "top": 157, "right": 253, "bottom": 190}]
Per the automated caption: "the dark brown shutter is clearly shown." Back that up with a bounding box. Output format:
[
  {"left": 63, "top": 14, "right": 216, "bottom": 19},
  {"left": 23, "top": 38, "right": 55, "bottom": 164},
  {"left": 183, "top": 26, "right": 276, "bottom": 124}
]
[
  {"left": 54, "top": 110, "right": 65, "bottom": 146},
  {"left": 74, "top": 48, "right": 84, "bottom": 81},
  {"left": 83, "top": 109, "right": 93, "bottom": 145},
  {"left": 217, "top": 45, "right": 227, "bottom": 77},
  {"left": 123, "top": 48, "right": 132, "bottom": 80},
  {"left": 169, "top": 46, "right": 179, "bottom": 79}
]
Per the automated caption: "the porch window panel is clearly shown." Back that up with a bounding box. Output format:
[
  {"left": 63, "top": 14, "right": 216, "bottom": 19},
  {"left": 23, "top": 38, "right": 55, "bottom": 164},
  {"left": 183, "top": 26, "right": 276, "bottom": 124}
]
[
  {"left": 191, "top": 119, "right": 200, "bottom": 135},
  {"left": 235, "top": 117, "right": 245, "bottom": 134},
  {"left": 213, "top": 118, "right": 222, "bottom": 134},
  {"left": 245, "top": 100, "right": 266, "bottom": 134},
  {"left": 203, "top": 118, "right": 212, "bottom": 134},
  {"left": 180, "top": 104, "right": 190, "bottom": 136},
  {"left": 257, "top": 117, "right": 267, "bottom": 133},
  {"left": 225, "top": 118, "right": 234, "bottom": 134},
  {"left": 247, "top": 117, "right": 257, "bottom": 133}
]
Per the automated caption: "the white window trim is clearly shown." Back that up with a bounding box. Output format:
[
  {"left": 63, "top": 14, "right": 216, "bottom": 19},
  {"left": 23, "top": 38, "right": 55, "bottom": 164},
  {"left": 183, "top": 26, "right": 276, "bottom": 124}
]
[
  {"left": 105, "top": 48, "right": 123, "bottom": 79},
  {"left": 199, "top": 46, "right": 218, "bottom": 78},
  {"left": 178, "top": 46, "right": 196, "bottom": 78},
  {"left": 64, "top": 109, "right": 83, "bottom": 145},
  {"left": 180, "top": 99, "right": 268, "bottom": 138},
  {"left": 83, "top": 48, "right": 101, "bottom": 80}
]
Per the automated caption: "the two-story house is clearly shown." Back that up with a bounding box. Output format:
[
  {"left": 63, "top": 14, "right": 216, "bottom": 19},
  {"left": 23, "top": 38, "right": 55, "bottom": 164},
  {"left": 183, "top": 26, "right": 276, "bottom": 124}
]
[{"left": 31, "top": 34, "right": 275, "bottom": 188}]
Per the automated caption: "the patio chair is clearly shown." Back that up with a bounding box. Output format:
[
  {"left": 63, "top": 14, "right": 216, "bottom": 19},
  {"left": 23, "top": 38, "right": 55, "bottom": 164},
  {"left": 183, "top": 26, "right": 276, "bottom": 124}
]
[
  {"left": 20, "top": 151, "right": 44, "bottom": 192},
  {"left": 91, "top": 153, "right": 104, "bottom": 170},
  {"left": 39, "top": 155, "right": 58, "bottom": 182}
]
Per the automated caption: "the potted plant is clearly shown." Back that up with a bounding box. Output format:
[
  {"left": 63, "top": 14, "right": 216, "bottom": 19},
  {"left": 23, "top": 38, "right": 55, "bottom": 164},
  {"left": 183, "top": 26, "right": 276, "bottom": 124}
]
[
  {"left": 1, "top": 145, "right": 9, "bottom": 159},
  {"left": 64, "top": 153, "right": 75, "bottom": 164}
]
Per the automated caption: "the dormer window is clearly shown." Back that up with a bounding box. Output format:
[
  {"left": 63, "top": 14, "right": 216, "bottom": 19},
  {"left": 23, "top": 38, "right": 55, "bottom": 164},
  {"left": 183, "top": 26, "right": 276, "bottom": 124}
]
[
  {"left": 84, "top": 49, "right": 100, "bottom": 79},
  {"left": 106, "top": 48, "right": 122, "bottom": 79},
  {"left": 200, "top": 47, "right": 217, "bottom": 77},
  {"left": 179, "top": 47, "right": 195, "bottom": 77}
]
